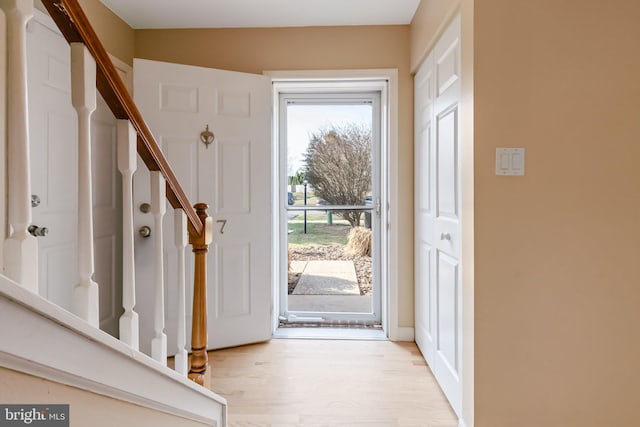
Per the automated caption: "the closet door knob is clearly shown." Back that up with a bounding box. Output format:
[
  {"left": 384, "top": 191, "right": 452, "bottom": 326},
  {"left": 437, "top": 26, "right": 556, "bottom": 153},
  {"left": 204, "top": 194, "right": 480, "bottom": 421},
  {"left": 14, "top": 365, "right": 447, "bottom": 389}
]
[
  {"left": 139, "top": 226, "right": 151, "bottom": 238},
  {"left": 28, "top": 225, "right": 48, "bottom": 237}
]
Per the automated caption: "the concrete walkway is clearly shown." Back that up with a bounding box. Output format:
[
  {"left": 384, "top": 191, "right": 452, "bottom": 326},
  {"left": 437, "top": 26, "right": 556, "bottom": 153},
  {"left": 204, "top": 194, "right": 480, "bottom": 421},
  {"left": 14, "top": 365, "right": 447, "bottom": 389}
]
[
  {"left": 289, "top": 260, "right": 370, "bottom": 313},
  {"left": 292, "top": 260, "right": 360, "bottom": 295}
]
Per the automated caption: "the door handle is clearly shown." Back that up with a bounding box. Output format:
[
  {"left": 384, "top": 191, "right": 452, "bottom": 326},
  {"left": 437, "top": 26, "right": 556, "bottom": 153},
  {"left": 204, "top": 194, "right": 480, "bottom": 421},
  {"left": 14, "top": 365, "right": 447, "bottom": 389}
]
[
  {"left": 216, "top": 219, "right": 227, "bottom": 234},
  {"left": 139, "top": 226, "right": 151, "bottom": 238},
  {"left": 28, "top": 225, "right": 48, "bottom": 237},
  {"left": 440, "top": 232, "right": 451, "bottom": 241},
  {"left": 31, "top": 194, "right": 41, "bottom": 208}
]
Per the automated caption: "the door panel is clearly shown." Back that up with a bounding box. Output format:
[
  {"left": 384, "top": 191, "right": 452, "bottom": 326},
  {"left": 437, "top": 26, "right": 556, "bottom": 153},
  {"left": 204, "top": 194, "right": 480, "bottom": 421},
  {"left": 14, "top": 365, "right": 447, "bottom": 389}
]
[
  {"left": 436, "top": 106, "right": 458, "bottom": 220},
  {"left": 216, "top": 140, "right": 251, "bottom": 213},
  {"left": 414, "top": 14, "right": 462, "bottom": 417},
  {"left": 415, "top": 241, "right": 434, "bottom": 363},
  {"left": 214, "top": 243, "right": 250, "bottom": 317},
  {"left": 133, "top": 59, "right": 272, "bottom": 351},
  {"left": 436, "top": 251, "right": 459, "bottom": 374},
  {"left": 436, "top": 40, "right": 460, "bottom": 97}
]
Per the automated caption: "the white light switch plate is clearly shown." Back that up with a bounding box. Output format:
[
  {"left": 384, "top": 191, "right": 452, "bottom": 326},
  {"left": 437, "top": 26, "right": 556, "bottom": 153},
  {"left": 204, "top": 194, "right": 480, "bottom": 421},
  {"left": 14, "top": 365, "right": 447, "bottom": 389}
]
[{"left": 496, "top": 148, "right": 525, "bottom": 176}]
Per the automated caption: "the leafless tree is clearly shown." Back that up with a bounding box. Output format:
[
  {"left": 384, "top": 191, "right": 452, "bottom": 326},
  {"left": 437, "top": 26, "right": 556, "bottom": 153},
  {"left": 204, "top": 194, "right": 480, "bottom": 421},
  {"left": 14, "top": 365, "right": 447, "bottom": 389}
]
[{"left": 303, "top": 124, "right": 371, "bottom": 227}]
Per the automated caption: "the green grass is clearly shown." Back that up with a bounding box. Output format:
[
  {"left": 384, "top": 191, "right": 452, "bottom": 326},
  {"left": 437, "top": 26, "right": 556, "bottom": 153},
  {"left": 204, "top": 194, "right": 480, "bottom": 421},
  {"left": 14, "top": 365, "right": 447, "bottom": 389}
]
[{"left": 287, "top": 222, "right": 350, "bottom": 247}]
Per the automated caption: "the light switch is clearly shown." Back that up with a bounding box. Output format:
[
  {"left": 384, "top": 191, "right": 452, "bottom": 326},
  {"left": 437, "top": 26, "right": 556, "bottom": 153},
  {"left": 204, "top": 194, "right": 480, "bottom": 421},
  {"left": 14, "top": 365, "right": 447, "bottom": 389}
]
[{"left": 495, "top": 148, "right": 525, "bottom": 176}]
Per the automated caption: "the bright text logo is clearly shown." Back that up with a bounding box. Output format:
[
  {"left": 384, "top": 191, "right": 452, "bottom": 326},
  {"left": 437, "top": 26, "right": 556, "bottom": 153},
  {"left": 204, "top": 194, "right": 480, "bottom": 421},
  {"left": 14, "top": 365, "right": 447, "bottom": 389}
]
[{"left": 0, "top": 405, "right": 68, "bottom": 426}]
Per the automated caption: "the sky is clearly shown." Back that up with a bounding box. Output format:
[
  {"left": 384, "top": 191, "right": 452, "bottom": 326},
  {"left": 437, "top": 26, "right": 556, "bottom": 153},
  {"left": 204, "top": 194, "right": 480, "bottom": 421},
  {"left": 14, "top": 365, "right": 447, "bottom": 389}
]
[{"left": 286, "top": 104, "right": 372, "bottom": 175}]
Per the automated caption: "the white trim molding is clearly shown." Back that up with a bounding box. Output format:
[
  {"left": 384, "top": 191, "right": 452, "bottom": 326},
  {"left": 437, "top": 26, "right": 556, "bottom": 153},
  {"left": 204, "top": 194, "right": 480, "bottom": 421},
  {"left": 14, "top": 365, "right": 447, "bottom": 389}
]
[
  {"left": 0, "top": 275, "right": 226, "bottom": 426},
  {"left": 265, "top": 69, "right": 400, "bottom": 340},
  {"left": 392, "top": 327, "right": 415, "bottom": 342}
]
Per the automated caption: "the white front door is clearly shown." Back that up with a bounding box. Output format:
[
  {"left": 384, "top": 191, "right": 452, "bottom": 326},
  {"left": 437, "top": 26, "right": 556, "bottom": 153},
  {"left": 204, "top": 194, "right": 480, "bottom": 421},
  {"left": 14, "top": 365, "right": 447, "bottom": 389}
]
[
  {"left": 414, "top": 14, "right": 462, "bottom": 416},
  {"left": 27, "top": 10, "right": 122, "bottom": 336},
  {"left": 133, "top": 59, "right": 272, "bottom": 351}
]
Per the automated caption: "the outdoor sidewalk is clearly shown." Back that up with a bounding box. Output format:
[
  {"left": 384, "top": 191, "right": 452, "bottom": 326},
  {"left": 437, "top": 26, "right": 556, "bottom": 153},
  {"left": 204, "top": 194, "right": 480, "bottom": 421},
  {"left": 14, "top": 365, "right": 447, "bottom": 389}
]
[
  {"left": 292, "top": 260, "right": 359, "bottom": 295},
  {"left": 289, "top": 260, "right": 370, "bottom": 313}
]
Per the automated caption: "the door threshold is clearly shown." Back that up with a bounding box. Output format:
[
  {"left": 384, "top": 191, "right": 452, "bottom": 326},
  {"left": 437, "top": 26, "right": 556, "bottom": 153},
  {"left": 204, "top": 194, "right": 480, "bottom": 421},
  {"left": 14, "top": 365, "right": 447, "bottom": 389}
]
[{"left": 272, "top": 327, "right": 387, "bottom": 340}]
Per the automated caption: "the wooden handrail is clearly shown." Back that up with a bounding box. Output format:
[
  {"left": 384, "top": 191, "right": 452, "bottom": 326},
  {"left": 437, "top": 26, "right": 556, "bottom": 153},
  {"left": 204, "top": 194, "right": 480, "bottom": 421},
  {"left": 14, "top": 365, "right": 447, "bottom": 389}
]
[{"left": 40, "top": 0, "right": 203, "bottom": 236}]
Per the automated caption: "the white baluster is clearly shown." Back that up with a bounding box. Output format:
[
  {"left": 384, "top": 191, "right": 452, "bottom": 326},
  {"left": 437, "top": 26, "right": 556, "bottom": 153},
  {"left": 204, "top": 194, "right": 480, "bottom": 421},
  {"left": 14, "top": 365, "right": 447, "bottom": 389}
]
[
  {"left": 150, "top": 171, "right": 167, "bottom": 364},
  {"left": 1, "top": 0, "right": 38, "bottom": 292},
  {"left": 117, "top": 120, "right": 139, "bottom": 350},
  {"left": 174, "top": 209, "right": 188, "bottom": 376},
  {"left": 70, "top": 42, "right": 99, "bottom": 326}
]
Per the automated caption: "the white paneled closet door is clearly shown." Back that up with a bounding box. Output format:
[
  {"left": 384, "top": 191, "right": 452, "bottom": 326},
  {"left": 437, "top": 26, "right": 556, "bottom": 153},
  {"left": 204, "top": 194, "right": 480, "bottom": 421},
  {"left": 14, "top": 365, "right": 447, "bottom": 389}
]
[{"left": 414, "top": 14, "right": 462, "bottom": 417}]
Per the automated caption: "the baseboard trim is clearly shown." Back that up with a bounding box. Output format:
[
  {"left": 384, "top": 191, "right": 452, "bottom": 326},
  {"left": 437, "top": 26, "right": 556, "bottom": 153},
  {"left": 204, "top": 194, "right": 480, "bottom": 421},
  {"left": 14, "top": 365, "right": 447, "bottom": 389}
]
[{"left": 390, "top": 326, "right": 414, "bottom": 342}]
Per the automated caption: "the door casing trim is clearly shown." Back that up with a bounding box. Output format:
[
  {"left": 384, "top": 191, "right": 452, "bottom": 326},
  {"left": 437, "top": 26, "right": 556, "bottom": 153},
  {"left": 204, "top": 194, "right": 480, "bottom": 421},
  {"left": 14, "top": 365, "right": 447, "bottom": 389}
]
[{"left": 265, "top": 69, "right": 401, "bottom": 340}]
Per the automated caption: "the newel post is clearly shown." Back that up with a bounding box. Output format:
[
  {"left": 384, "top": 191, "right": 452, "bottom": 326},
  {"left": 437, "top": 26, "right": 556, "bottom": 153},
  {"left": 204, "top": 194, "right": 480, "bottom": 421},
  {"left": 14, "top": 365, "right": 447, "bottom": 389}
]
[{"left": 188, "top": 203, "right": 212, "bottom": 385}]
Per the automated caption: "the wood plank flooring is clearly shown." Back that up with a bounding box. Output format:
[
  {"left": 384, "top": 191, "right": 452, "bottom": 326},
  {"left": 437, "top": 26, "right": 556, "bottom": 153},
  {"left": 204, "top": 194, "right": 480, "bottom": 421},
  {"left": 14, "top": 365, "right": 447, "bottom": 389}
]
[{"left": 205, "top": 338, "right": 458, "bottom": 427}]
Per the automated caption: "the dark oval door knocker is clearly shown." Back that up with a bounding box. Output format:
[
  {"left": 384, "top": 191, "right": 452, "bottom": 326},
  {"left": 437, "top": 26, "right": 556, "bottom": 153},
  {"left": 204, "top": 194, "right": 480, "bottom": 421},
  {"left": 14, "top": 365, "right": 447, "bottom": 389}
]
[{"left": 200, "top": 124, "right": 215, "bottom": 149}]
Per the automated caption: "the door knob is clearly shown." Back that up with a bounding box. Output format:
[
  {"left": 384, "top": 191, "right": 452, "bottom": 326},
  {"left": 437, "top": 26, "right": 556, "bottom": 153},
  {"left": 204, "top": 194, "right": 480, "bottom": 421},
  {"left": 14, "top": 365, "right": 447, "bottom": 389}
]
[
  {"left": 31, "top": 194, "right": 41, "bottom": 208},
  {"left": 139, "top": 226, "right": 151, "bottom": 238},
  {"left": 28, "top": 225, "right": 48, "bottom": 237},
  {"left": 440, "top": 232, "right": 451, "bottom": 241}
]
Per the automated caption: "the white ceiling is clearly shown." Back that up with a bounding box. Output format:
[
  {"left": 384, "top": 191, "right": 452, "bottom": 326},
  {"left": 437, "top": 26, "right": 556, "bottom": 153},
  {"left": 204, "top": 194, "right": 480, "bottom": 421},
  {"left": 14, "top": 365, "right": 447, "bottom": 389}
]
[{"left": 100, "top": 0, "right": 422, "bottom": 29}]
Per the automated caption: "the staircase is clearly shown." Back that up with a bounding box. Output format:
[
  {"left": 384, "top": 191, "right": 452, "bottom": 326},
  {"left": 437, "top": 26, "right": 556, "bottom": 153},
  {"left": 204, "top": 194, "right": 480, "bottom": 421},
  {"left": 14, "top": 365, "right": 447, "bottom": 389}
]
[{"left": 0, "top": 0, "right": 225, "bottom": 425}]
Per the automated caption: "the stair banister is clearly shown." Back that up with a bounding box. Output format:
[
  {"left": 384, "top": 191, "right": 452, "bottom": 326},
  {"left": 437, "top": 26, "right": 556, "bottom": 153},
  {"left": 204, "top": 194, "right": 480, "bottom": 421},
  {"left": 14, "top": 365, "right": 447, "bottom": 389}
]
[
  {"left": 70, "top": 42, "right": 99, "bottom": 327},
  {"left": 117, "top": 120, "right": 139, "bottom": 350},
  {"left": 40, "top": 0, "right": 213, "bottom": 384},
  {"left": 1, "top": 0, "right": 38, "bottom": 292},
  {"left": 174, "top": 210, "right": 189, "bottom": 377},
  {"left": 150, "top": 171, "right": 168, "bottom": 365}
]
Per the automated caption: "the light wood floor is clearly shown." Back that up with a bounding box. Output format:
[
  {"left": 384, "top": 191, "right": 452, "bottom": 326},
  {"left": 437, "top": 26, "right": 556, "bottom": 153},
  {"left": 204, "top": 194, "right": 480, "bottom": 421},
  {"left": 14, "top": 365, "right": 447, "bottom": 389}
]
[{"left": 205, "top": 338, "right": 458, "bottom": 427}]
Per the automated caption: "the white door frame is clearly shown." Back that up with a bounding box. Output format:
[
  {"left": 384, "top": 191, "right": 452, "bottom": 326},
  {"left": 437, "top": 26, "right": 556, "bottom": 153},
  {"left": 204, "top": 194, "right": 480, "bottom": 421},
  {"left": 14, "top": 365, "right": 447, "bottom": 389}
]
[
  {"left": 277, "top": 90, "right": 382, "bottom": 324},
  {"left": 266, "top": 69, "right": 401, "bottom": 340}
]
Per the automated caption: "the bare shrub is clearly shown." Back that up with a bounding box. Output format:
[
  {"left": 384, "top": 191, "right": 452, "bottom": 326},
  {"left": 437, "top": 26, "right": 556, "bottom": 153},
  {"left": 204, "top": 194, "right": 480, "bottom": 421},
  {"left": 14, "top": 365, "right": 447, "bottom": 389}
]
[
  {"left": 346, "top": 226, "right": 372, "bottom": 257},
  {"left": 303, "top": 124, "right": 371, "bottom": 227}
]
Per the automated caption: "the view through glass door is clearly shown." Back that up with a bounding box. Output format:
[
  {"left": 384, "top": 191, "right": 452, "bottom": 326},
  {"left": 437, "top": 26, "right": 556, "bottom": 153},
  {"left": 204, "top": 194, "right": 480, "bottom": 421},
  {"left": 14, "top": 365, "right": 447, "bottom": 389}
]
[{"left": 280, "top": 92, "right": 381, "bottom": 327}]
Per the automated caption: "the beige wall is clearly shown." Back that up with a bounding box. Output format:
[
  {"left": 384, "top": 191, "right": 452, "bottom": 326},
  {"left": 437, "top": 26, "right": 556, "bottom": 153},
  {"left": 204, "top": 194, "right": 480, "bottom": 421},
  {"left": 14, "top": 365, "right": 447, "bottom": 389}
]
[
  {"left": 136, "top": 26, "right": 416, "bottom": 327},
  {"left": 409, "top": 0, "right": 461, "bottom": 72},
  {"left": 413, "top": 0, "right": 640, "bottom": 425},
  {"left": 473, "top": 1, "right": 640, "bottom": 425},
  {"left": 79, "top": 0, "right": 134, "bottom": 64},
  {"left": 0, "top": 368, "right": 211, "bottom": 427},
  {"left": 34, "top": 0, "right": 134, "bottom": 64}
]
